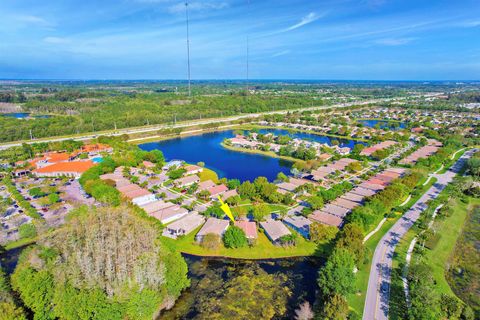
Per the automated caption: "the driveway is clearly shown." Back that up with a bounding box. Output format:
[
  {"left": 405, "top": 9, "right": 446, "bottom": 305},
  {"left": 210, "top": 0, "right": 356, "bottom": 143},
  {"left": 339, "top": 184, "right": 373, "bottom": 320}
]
[{"left": 362, "top": 149, "right": 476, "bottom": 320}]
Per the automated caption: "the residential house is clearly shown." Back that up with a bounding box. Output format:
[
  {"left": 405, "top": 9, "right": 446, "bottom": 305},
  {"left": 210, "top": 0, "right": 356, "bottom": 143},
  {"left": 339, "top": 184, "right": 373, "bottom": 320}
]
[
  {"left": 283, "top": 215, "right": 312, "bottom": 239},
  {"left": 117, "top": 183, "right": 156, "bottom": 206},
  {"left": 234, "top": 220, "right": 258, "bottom": 240},
  {"left": 207, "top": 184, "right": 228, "bottom": 199},
  {"left": 162, "top": 213, "right": 206, "bottom": 239},
  {"left": 195, "top": 218, "right": 230, "bottom": 242},
  {"left": 260, "top": 219, "right": 291, "bottom": 244},
  {"left": 32, "top": 160, "right": 95, "bottom": 178},
  {"left": 184, "top": 165, "right": 203, "bottom": 175},
  {"left": 309, "top": 210, "right": 343, "bottom": 228},
  {"left": 197, "top": 180, "right": 216, "bottom": 192},
  {"left": 174, "top": 174, "right": 200, "bottom": 188},
  {"left": 221, "top": 189, "right": 238, "bottom": 201}
]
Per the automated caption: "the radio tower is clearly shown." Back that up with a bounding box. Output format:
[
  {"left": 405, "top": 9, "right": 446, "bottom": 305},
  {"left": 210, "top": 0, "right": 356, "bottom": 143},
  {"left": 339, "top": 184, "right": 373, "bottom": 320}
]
[
  {"left": 185, "top": 1, "right": 192, "bottom": 97},
  {"left": 246, "top": 0, "right": 250, "bottom": 96}
]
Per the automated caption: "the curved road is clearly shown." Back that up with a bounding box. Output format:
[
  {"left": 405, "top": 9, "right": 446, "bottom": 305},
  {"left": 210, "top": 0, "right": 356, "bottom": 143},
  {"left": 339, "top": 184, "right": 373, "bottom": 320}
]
[{"left": 362, "top": 149, "right": 476, "bottom": 320}]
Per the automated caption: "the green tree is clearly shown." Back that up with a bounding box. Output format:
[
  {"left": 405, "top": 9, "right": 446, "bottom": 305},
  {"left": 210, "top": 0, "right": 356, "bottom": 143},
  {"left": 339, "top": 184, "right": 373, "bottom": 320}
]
[
  {"left": 276, "top": 172, "right": 289, "bottom": 182},
  {"left": 307, "top": 195, "right": 324, "bottom": 210},
  {"left": 238, "top": 181, "right": 256, "bottom": 199},
  {"left": 227, "top": 179, "right": 241, "bottom": 190},
  {"left": 321, "top": 294, "right": 349, "bottom": 320},
  {"left": 223, "top": 226, "right": 248, "bottom": 248},
  {"left": 317, "top": 248, "right": 355, "bottom": 297},
  {"left": 335, "top": 224, "right": 365, "bottom": 265},
  {"left": 252, "top": 203, "right": 270, "bottom": 222},
  {"left": 48, "top": 193, "right": 60, "bottom": 205},
  {"left": 309, "top": 223, "right": 338, "bottom": 243}
]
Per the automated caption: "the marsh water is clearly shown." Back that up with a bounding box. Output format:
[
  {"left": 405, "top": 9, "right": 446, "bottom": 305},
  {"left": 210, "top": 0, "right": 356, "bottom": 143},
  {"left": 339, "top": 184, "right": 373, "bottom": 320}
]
[
  {"left": 2, "top": 248, "right": 322, "bottom": 320},
  {"left": 160, "top": 254, "right": 322, "bottom": 320},
  {"left": 139, "top": 129, "right": 366, "bottom": 181}
]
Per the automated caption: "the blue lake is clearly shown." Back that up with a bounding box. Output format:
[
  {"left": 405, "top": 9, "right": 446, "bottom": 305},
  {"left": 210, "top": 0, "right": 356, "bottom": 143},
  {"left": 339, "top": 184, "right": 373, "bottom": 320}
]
[
  {"left": 357, "top": 119, "right": 406, "bottom": 130},
  {"left": 139, "top": 129, "right": 365, "bottom": 182},
  {"left": 2, "top": 112, "right": 51, "bottom": 119}
]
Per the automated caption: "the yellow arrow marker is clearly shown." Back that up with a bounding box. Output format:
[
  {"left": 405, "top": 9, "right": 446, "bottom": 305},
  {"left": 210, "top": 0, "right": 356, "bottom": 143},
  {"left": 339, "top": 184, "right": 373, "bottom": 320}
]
[{"left": 218, "top": 196, "right": 235, "bottom": 222}]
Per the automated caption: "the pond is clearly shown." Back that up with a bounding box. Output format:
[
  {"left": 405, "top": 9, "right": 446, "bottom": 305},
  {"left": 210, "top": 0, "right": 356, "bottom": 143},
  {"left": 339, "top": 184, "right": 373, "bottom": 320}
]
[
  {"left": 160, "top": 254, "right": 322, "bottom": 320},
  {"left": 357, "top": 119, "right": 406, "bottom": 130},
  {"left": 0, "top": 245, "right": 28, "bottom": 275},
  {"left": 139, "top": 129, "right": 365, "bottom": 182},
  {"left": 1, "top": 113, "right": 51, "bottom": 119}
]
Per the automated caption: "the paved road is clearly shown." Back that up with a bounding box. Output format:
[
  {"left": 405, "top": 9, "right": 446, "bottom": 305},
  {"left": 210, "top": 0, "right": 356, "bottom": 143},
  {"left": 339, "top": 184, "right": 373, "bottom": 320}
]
[
  {"left": 362, "top": 149, "right": 476, "bottom": 320},
  {"left": 0, "top": 98, "right": 405, "bottom": 150}
]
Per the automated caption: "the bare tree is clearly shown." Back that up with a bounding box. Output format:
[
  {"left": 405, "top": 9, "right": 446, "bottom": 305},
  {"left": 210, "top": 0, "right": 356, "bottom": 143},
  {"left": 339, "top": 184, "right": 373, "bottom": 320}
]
[{"left": 294, "top": 301, "right": 314, "bottom": 320}]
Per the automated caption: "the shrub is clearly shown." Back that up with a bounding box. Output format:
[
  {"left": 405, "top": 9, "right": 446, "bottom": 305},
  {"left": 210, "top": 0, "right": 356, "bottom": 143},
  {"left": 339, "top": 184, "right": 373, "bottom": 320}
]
[
  {"left": 201, "top": 233, "right": 221, "bottom": 250},
  {"left": 223, "top": 226, "right": 248, "bottom": 248}
]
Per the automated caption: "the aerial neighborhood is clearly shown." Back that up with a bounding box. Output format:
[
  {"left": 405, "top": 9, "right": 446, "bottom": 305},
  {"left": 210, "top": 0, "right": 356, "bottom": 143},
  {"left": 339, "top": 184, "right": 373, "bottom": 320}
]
[
  {"left": 1, "top": 1, "right": 479, "bottom": 318},
  {"left": 0, "top": 88, "right": 479, "bottom": 320}
]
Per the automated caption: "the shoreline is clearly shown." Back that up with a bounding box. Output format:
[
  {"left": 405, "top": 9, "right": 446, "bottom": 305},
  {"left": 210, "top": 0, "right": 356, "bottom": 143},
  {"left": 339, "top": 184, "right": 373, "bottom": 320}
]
[
  {"left": 220, "top": 141, "right": 301, "bottom": 164},
  {"left": 240, "top": 124, "right": 370, "bottom": 143},
  {"left": 180, "top": 250, "right": 320, "bottom": 261}
]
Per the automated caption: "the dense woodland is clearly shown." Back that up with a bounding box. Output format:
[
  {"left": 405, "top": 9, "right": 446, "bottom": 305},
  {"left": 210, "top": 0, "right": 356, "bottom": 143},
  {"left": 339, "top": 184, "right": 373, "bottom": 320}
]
[{"left": 8, "top": 205, "right": 189, "bottom": 320}]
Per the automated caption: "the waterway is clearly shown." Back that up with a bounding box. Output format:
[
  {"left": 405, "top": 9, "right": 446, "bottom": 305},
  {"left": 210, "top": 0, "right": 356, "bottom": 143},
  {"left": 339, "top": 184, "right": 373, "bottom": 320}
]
[
  {"left": 160, "top": 254, "right": 322, "bottom": 320},
  {"left": 357, "top": 119, "right": 406, "bottom": 130},
  {"left": 139, "top": 129, "right": 365, "bottom": 182}
]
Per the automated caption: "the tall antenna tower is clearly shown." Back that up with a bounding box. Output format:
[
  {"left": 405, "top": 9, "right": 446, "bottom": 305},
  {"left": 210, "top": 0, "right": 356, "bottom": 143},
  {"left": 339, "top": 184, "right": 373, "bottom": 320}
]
[
  {"left": 185, "top": 1, "right": 192, "bottom": 97},
  {"left": 246, "top": 0, "right": 250, "bottom": 96}
]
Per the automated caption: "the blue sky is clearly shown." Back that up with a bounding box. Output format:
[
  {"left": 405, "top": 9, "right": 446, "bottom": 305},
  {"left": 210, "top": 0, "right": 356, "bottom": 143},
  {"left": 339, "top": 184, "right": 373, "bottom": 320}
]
[{"left": 1, "top": 0, "right": 479, "bottom": 80}]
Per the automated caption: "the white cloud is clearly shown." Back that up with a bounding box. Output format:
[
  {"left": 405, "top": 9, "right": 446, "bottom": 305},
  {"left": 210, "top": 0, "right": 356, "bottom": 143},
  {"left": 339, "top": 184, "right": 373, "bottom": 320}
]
[
  {"left": 43, "top": 37, "right": 70, "bottom": 44},
  {"left": 283, "top": 12, "right": 321, "bottom": 32},
  {"left": 461, "top": 20, "right": 480, "bottom": 28},
  {"left": 271, "top": 50, "right": 290, "bottom": 57},
  {"left": 15, "top": 15, "right": 52, "bottom": 27},
  {"left": 374, "top": 37, "right": 416, "bottom": 46}
]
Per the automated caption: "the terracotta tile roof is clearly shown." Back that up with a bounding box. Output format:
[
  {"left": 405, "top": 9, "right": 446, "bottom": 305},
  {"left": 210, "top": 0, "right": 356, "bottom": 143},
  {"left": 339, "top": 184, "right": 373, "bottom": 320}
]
[
  {"left": 33, "top": 160, "right": 95, "bottom": 174},
  {"left": 81, "top": 143, "right": 111, "bottom": 153}
]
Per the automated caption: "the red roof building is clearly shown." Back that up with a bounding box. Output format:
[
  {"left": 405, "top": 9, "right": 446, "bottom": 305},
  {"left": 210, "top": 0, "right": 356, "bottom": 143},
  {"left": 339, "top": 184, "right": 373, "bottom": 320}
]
[{"left": 33, "top": 160, "right": 95, "bottom": 178}]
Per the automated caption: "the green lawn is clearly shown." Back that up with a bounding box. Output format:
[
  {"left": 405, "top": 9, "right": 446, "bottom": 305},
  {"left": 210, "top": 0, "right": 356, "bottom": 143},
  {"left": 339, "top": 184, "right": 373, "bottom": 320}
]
[
  {"left": 4, "top": 237, "right": 37, "bottom": 250},
  {"left": 163, "top": 225, "right": 321, "bottom": 259},
  {"left": 422, "top": 197, "right": 480, "bottom": 295},
  {"left": 388, "top": 196, "right": 480, "bottom": 319},
  {"left": 198, "top": 167, "right": 219, "bottom": 183}
]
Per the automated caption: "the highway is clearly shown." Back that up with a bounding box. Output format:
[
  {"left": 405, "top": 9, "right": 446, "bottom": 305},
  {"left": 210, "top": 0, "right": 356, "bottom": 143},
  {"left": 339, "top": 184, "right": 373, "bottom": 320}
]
[
  {"left": 362, "top": 149, "right": 476, "bottom": 320},
  {"left": 0, "top": 97, "right": 402, "bottom": 150}
]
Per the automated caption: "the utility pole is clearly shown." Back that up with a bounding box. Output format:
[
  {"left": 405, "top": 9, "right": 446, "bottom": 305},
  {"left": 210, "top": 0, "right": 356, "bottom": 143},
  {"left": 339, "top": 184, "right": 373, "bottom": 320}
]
[
  {"left": 29, "top": 129, "right": 33, "bottom": 140},
  {"left": 114, "top": 122, "right": 117, "bottom": 131},
  {"left": 185, "top": 1, "right": 192, "bottom": 97}
]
